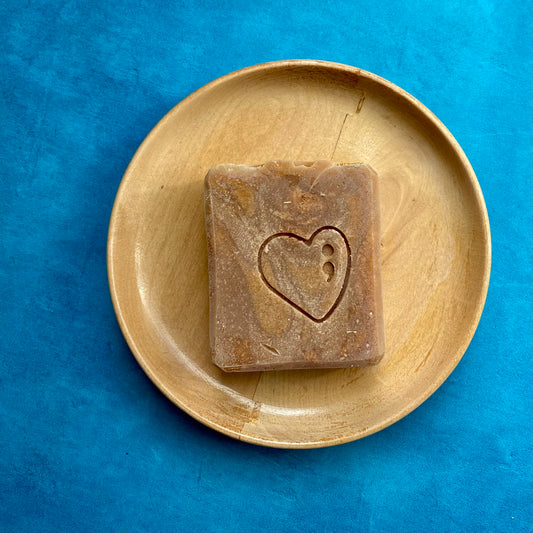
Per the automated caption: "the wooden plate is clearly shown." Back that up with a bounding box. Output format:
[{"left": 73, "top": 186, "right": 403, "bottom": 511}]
[{"left": 107, "top": 60, "right": 490, "bottom": 448}]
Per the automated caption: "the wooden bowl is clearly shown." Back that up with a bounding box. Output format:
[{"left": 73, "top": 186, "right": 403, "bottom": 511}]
[{"left": 107, "top": 60, "right": 491, "bottom": 448}]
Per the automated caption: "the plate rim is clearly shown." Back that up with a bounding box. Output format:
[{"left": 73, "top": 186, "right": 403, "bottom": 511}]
[{"left": 107, "top": 59, "right": 492, "bottom": 448}]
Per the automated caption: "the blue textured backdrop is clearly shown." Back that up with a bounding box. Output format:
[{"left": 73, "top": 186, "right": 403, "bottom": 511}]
[{"left": 1, "top": 1, "right": 531, "bottom": 532}]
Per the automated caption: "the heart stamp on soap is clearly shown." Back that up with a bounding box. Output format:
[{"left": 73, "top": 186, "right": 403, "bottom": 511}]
[{"left": 258, "top": 226, "right": 351, "bottom": 322}]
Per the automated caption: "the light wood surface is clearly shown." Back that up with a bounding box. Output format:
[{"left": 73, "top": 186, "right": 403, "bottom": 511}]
[{"left": 107, "top": 60, "right": 491, "bottom": 448}]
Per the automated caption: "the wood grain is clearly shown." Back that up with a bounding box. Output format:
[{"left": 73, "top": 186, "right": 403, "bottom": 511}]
[{"left": 107, "top": 60, "right": 491, "bottom": 448}]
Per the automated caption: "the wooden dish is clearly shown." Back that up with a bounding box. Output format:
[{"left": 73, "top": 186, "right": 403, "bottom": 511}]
[{"left": 107, "top": 60, "right": 491, "bottom": 448}]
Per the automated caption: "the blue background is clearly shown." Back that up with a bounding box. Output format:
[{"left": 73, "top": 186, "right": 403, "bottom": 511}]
[{"left": 1, "top": 1, "right": 531, "bottom": 531}]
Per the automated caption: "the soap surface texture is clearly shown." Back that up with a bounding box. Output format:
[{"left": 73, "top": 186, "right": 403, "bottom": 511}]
[{"left": 204, "top": 160, "right": 384, "bottom": 372}]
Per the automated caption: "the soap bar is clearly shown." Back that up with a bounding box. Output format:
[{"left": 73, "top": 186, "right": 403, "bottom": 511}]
[{"left": 204, "top": 160, "right": 384, "bottom": 372}]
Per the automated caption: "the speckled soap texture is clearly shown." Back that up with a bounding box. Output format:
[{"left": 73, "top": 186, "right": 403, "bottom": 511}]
[{"left": 204, "top": 160, "right": 385, "bottom": 372}]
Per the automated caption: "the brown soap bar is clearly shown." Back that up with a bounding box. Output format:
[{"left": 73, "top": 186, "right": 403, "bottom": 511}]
[{"left": 204, "top": 160, "right": 384, "bottom": 372}]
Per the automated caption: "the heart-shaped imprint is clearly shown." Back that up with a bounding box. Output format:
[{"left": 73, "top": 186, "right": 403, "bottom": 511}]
[{"left": 258, "top": 226, "right": 351, "bottom": 322}]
